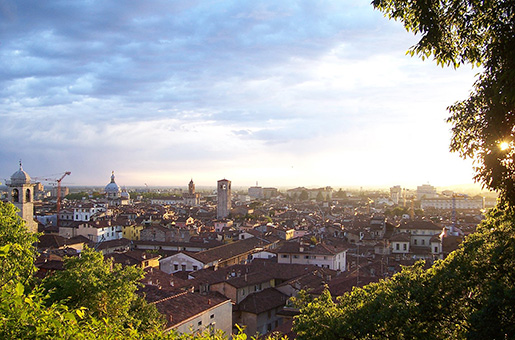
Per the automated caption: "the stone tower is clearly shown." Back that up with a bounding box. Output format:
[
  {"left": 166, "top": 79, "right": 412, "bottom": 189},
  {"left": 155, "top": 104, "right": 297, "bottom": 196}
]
[
  {"left": 183, "top": 179, "right": 200, "bottom": 206},
  {"left": 217, "top": 179, "right": 231, "bottom": 219},
  {"left": 188, "top": 178, "right": 195, "bottom": 195},
  {"left": 7, "top": 162, "right": 38, "bottom": 233}
]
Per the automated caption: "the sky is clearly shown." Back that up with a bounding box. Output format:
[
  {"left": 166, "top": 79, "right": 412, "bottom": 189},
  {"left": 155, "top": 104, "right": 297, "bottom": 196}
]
[{"left": 1, "top": 0, "right": 480, "bottom": 189}]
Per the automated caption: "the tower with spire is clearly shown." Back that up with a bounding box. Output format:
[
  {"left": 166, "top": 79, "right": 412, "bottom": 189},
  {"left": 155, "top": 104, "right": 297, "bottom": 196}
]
[
  {"left": 183, "top": 178, "right": 200, "bottom": 206},
  {"left": 7, "top": 162, "right": 38, "bottom": 233}
]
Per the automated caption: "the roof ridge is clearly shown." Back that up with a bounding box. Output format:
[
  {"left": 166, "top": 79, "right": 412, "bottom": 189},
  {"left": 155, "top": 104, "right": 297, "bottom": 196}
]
[{"left": 151, "top": 290, "right": 189, "bottom": 305}]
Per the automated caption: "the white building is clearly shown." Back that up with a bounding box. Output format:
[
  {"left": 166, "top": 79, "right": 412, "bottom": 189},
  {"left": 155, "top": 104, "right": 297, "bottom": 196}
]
[
  {"left": 390, "top": 233, "right": 410, "bottom": 254},
  {"left": 421, "top": 196, "right": 484, "bottom": 210},
  {"left": 76, "top": 220, "right": 122, "bottom": 243},
  {"left": 416, "top": 184, "right": 437, "bottom": 200},
  {"left": 397, "top": 220, "right": 442, "bottom": 248},
  {"left": 72, "top": 203, "right": 106, "bottom": 221},
  {"left": 152, "top": 290, "right": 232, "bottom": 336},
  {"left": 160, "top": 252, "right": 206, "bottom": 273},
  {"left": 276, "top": 242, "right": 347, "bottom": 271}
]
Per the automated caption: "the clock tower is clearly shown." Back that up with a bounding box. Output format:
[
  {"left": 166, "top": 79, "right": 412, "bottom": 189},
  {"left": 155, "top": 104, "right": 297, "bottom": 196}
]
[{"left": 217, "top": 179, "right": 231, "bottom": 219}]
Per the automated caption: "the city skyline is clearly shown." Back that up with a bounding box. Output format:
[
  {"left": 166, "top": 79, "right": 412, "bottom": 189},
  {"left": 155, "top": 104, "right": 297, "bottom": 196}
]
[{"left": 2, "top": 1, "right": 478, "bottom": 188}]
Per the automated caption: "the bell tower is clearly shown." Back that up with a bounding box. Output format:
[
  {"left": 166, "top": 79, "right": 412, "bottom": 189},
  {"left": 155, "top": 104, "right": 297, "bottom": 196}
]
[
  {"left": 188, "top": 179, "right": 195, "bottom": 195},
  {"left": 7, "top": 162, "right": 38, "bottom": 233},
  {"left": 217, "top": 179, "right": 231, "bottom": 219}
]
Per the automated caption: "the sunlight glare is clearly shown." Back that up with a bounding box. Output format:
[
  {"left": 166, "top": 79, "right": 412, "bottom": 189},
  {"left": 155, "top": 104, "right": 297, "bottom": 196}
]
[{"left": 500, "top": 141, "right": 510, "bottom": 151}]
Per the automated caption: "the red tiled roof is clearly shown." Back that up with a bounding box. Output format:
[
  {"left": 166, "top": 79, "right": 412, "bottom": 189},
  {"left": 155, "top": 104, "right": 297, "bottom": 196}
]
[
  {"left": 276, "top": 242, "right": 347, "bottom": 255},
  {"left": 399, "top": 220, "right": 441, "bottom": 230},
  {"left": 148, "top": 289, "right": 230, "bottom": 329},
  {"left": 237, "top": 288, "right": 289, "bottom": 314}
]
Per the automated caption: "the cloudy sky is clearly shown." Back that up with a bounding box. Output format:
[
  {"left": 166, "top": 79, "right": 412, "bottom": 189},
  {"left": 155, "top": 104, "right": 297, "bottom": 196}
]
[{"left": 1, "top": 0, "right": 479, "bottom": 189}]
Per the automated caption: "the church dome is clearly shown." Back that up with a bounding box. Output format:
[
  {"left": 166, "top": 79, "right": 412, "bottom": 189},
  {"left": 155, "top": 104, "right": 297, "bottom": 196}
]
[
  {"left": 11, "top": 163, "right": 31, "bottom": 185},
  {"left": 105, "top": 171, "right": 121, "bottom": 193}
]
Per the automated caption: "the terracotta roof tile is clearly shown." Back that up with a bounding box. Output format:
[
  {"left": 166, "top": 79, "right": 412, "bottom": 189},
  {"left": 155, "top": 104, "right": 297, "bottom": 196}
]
[{"left": 237, "top": 288, "right": 288, "bottom": 314}]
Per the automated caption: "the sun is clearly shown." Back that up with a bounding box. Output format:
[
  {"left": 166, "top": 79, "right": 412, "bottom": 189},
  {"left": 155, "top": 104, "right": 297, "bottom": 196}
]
[{"left": 500, "top": 141, "right": 510, "bottom": 151}]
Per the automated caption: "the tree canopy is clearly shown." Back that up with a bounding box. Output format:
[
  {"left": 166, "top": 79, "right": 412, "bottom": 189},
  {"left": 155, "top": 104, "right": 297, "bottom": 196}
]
[
  {"left": 41, "top": 246, "right": 164, "bottom": 332},
  {"left": 372, "top": 0, "right": 515, "bottom": 205},
  {"left": 0, "top": 202, "right": 38, "bottom": 288}
]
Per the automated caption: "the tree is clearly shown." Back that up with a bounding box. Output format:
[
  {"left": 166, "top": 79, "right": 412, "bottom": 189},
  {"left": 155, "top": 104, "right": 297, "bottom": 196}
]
[
  {"left": 42, "top": 246, "right": 165, "bottom": 332},
  {"left": 334, "top": 189, "right": 346, "bottom": 199},
  {"left": 0, "top": 202, "right": 38, "bottom": 288},
  {"left": 300, "top": 190, "right": 309, "bottom": 201},
  {"left": 316, "top": 192, "right": 324, "bottom": 202},
  {"left": 372, "top": 0, "right": 515, "bottom": 205}
]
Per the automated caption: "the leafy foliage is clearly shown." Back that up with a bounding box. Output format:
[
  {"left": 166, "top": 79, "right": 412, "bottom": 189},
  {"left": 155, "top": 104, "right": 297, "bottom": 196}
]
[
  {"left": 0, "top": 201, "right": 38, "bottom": 288},
  {"left": 41, "top": 246, "right": 164, "bottom": 332},
  {"left": 373, "top": 0, "right": 515, "bottom": 204}
]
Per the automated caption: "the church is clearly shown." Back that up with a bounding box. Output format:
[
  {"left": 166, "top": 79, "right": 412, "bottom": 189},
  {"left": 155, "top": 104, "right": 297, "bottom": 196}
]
[{"left": 104, "top": 171, "right": 130, "bottom": 206}]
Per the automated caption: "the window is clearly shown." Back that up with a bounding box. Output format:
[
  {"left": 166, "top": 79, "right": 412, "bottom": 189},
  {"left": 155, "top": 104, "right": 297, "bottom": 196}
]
[
  {"left": 210, "top": 314, "right": 215, "bottom": 319},
  {"left": 414, "top": 239, "right": 417, "bottom": 245},
  {"left": 422, "top": 239, "right": 425, "bottom": 245},
  {"left": 434, "top": 246, "right": 438, "bottom": 252},
  {"left": 181, "top": 265, "right": 186, "bottom": 271},
  {"left": 25, "top": 189, "right": 31, "bottom": 202},
  {"left": 396, "top": 244, "right": 400, "bottom": 250},
  {"left": 281, "top": 254, "right": 288, "bottom": 258},
  {"left": 193, "top": 265, "right": 198, "bottom": 271},
  {"left": 174, "top": 264, "right": 179, "bottom": 271},
  {"left": 403, "top": 244, "right": 407, "bottom": 251},
  {"left": 198, "top": 321, "right": 202, "bottom": 326},
  {"left": 12, "top": 189, "right": 19, "bottom": 203},
  {"left": 144, "top": 261, "right": 149, "bottom": 267},
  {"left": 304, "top": 255, "right": 309, "bottom": 259},
  {"left": 293, "top": 255, "right": 299, "bottom": 259}
]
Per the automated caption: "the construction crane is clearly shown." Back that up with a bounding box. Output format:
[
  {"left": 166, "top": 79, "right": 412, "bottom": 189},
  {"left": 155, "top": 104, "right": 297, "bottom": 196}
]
[
  {"left": 33, "top": 171, "right": 71, "bottom": 228},
  {"left": 55, "top": 172, "right": 71, "bottom": 227}
]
